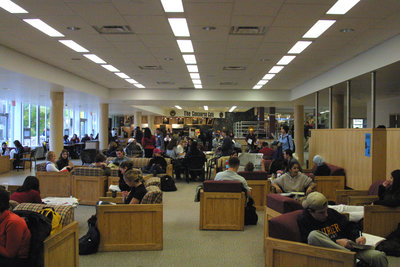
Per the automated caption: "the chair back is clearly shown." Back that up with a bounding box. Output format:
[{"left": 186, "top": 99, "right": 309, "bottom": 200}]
[
  {"left": 267, "top": 194, "right": 303, "bottom": 214},
  {"left": 141, "top": 185, "right": 163, "bottom": 204},
  {"left": 368, "top": 179, "right": 385, "bottom": 195},
  {"left": 268, "top": 210, "right": 303, "bottom": 241},
  {"left": 203, "top": 180, "right": 244, "bottom": 192},
  {"left": 237, "top": 171, "right": 268, "bottom": 180}
]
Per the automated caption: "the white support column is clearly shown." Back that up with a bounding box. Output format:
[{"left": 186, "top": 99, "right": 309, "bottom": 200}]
[
  {"left": 99, "top": 103, "right": 109, "bottom": 150},
  {"left": 148, "top": 115, "right": 155, "bottom": 133},
  {"left": 134, "top": 111, "right": 142, "bottom": 129}
]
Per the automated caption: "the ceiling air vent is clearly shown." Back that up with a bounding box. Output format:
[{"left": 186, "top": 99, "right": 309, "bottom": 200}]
[
  {"left": 92, "top": 25, "right": 134, "bottom": 34},
  {"left": 139, "top": 65, "right": 163, "bottom": 70},
  {"left": 223, "top": 66, "right": 246, "bottom": 71},
  {"left": 229, "top": 26, "right": 266, "bottom": 35},
  {"left": 156, "top": 81, "right": 175, "bottom": 85},
  {"left": 220, "top": 82, "right": 238, "bottom": 86},
  {"left": 179, "top": 87, "right": 195, "bottom": 90}
]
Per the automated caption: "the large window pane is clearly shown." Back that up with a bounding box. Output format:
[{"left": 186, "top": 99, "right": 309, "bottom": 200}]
[
  {"left": 318, "top": 88, "right": 330, "bottom": 129},
  {"left": 351, "top": 73, "right": 370, "bottom": 128}
]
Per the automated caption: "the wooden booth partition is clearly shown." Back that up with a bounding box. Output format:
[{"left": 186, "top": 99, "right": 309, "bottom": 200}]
[
  {"left": 386, "top": 128, "right": 400, "bottom": 178},
  {"left": 0, "top": 155, "right": 10, "bottom": 174},
  {"left": 36, "top": 172, "right": 73, "bottom": 198},
  {"left": 97, "top": 204, "right": 163, "bottom": 251},
  {"left": 309, "top": 129, "right": 386, "bottom": 190},
  {"left": 73, "top": 175, "right": 107, "bottom": 205}
]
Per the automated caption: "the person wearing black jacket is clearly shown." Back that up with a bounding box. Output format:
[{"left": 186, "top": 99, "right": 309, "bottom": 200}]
[
  {"left": 118, "top": 161, "right": 134, "bottom": 192},
  {"left": 220, "top": 130, "right": 233, "bottom": 156},
  {"left": 373, "top": 169, "right": 400, "bottom": 207},
  {"left": 298, "top": 192, "right": 388, "bottom": 267}
]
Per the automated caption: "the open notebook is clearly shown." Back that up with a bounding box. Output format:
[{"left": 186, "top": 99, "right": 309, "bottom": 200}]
[{"left": 349, "top": 233, "right": 386, "bottom": 250}]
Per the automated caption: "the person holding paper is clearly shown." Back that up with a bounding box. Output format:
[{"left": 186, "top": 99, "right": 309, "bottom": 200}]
[
  {"left": 245, "top": 129, "right": 257, "bottom": 152},
  {"left": 298, "top": 192, "right": 388, "bottom": 267}
]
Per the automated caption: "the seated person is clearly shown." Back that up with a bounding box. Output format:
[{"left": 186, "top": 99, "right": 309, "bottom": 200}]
[
  {"left": 142, "top": 149, "right": 167, "bottom": 176},
  {"left": 89, "top": 153, "right": 111, "bottom": 176},
  {"left": 81, "top": 134, "right": 91, "bottom": 143},
  {"left": 298, "top": 192, "right": 388, "bottom": 267},
  {"left": 110, "top": 148, "right": 130, "bottom": 166},
  {"left": 0, "top": 142, "right": 9, "bottom": 156},
  {"left": 124, "top": 138, "right": 143, "bottom": 157},
  {"left": 312, "top": 155, "right": 331, "bottom": 176},
  {"left": 70, "top": 134, "right": 80, "bottom": 144},
  {"left": 104, "top": 141, "right": 118, "bottom": 157},
  {"left": 56, "top": 149, "right": 74, "bottom": 171},
  {"left": 244, "top": 162, "right": 254, "bottom": 172},
  {"left": 258, "top": 142, "right": 274, "bottom": 160},
  {"left": 12, "top": 140, "right": 25, "bottom": 169},
  {"left": 45, "top": 151, "right": 71, "bottom": 172},
  {"left": 118, "top": 160, "right": 134, "bottom": 192},
  {"left": 214, "top": 156, "right": 252, "bottom": 197},
  {"left": 373, "top": 169, "right": 400, "bottom": 207},
  {"left": 10, "top": 176, "right": 42, "bottom": 204},
  {"left": 272, "top": 161, "right": 315, "bottom": 198},
  {"left": 184, "top": 141, "right": 206, "bottom": 181},
  {"left": 282, "top": 149, "right": 302, "bottom": 173},
  {"left": 63, "top": 135, "right": 70, "bottom": 144},
  {"left": 0, "top": 188, "right": 31, "bottom": 266},
  {"left": 122, "top": 169, "right": 147, "bottom": 204}
]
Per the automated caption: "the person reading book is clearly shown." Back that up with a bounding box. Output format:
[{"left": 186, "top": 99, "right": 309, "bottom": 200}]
[{"left": 297, "top": 192, "right": 388, "bottom": 267}]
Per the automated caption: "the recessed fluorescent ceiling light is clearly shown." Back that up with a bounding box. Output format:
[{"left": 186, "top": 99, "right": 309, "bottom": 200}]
[
  {"left": 161, "top": 0, "right": 184, "bottom": 12},
  {"left": 277, "top": 55, "right": 296, "bottom": 65},
  {"left": 115, "top": 73, "right": 130, "bottom": 79},
  {"left": 253, "top": 85, "right": 263, "bottom": 89},
  {"left": 204, "top": 106, "right": 208, "bottom": 110},
  {"left": 134, "top": 84, "right": 145, "bottom": 88},
  {"left": 168, "top": 18, "right": 190, "bottom": 37},
  {"left": 0, "top": 0, "right": 28, "bottom": 13},
  {"left": 257, "top": 80, "right": 269, "bottom": 85},
  {"left": 83, "top": 54, "right": 106, "bottom": 64},
  {"left": 190, "top": 73, "right": 200, "bottom": 79},
  {"left": 101, "top": 64, "right": 120, "bottom": 72},
  {"left": 303, "top": 20, "right": 336, "bottom": 38},
  {"left": 327, "top": 0, "right": 360, "bottom": 15},
  {"left": 187, "top": 65, "right": 198, "bottom": 72},
  {"left": 268, "top": 66, "right": 284, "bottom": 74},
  {"left": 183, "top": 54, "right": 196, "bottom": 64},
  {"left": 177, "top": 40, "right": 194, "bottom": 53},
  {"left": 194, "top": 85, "right": 202, "bottom": 89},
  {"left": 192, "top": 79, "right": 202, "bottom": 85},
  {"left": 262, "top": 74, "right": 275, "bottom": 80},
  {"left": 175, "top": 105, "right": 182, "bottom": 110},
  {"left": 59, "top": 40, "right": 88, "bottom": 52},
  {"left": 23, "top": 19, "right": 64, "bottom": 37},
  {"left": 125, "top": 78, "right": 138, "bottom": 84},
  {"left": 229, "top": 106, "right": 237, "bottom": 112},
  {"left": 288, "top": 41, "right": 312, "bottom": 54}
]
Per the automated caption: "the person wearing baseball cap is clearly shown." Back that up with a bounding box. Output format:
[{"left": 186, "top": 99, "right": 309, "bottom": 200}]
[{"left": 297, "top": 192, "right": 388, "bottom": 267}]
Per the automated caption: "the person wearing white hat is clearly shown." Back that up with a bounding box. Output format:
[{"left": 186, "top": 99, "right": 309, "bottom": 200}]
[
  {"left": 312, "top": 155, "right": 331, "bottom": 176},
  {"left": 297, "top": 192, "right": 388, "bottom": 267}
]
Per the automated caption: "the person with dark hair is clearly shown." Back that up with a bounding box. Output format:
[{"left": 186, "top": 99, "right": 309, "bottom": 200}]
[
  {"left": 12, "top": 140, "right": 25, "bottom": 169},
  {"left": 118, "top": 160, "right": 134, "bottom": 192},
  {"left": 122, "top": 169, "right": 147, "bottom": 204},
  {"left": 298, "top": 192, "right": 388, "bottom": 267},
  {"left": 89, "top": 153, "right": 111, "bottom": 176},
  {"left": 142, "top": 128, "right": 156, "bottom": 158},
  {"left": 245, "top": 129, "right": 257, "bottom": 152},
  {"left": 272, "top": 161, "right": 315, "bottom": 198},
  {"left": 105, "top": 141, "right": 118, "bottom": 157},
  {"left": 165, "top": 138, "right": 178, "bottom": 159},
  {"left": 111, "top": 147, "right": 129, "bottom": 166},
  {"left": 0, "top": 187, "right": 31, "bottom": 265},
  {"left": 244, "top": 162, "right": 254, "bottom": 172},
  {"left": 373, "top": 169, "right": 400, "bottom": 207},
  {"left": 259, "top": 142, "right": 274, "bottom": 160},
  {"left": 63, "top": 135, "right": 70, "bottom": 144},
  {"left": 376, "top": 125, "right": 386, "bottom": 129},
  {"left": 155, "top": 128, "right": 164, "bottom": 151},
  {"left": 133, "top": 127, "right": 143, "bottom": 145},
  {"left": 312, "top": 155, "right": 331, "bottom": 176},
  {"left": 184, "top": 141, "right": 206, "bottom": 181},
  {"left": 214, "top": 157, "right": 252, "bottom": 196},
  {"left": 0, "top": 142, "right": 9, "bottom": 156},
  {"left": 283, "top": 149, "right": 302, "bottom": 173},
  {"left": 81, "top": 134, "right": 90, "bottom": 143},
  {"left": 278, "top": 125, "right": 294, "bottom": 155},
  {"left": 45, "top": 151, "right": 71, "bottom": 172},
  {"left": 56, "top": 149, "right": 74, "bottom": 170},
  {"left": 70, "top": 134, "right": 80, "bottom": 144},
  {"left": 220, "top": 130, "right": 233, "bottom": 156},
  {"left": 142, "top": 149, "right": 167, "bottom": 176},
  {"left": 10, "top": 176, "right": 42, "bottom": 204}
]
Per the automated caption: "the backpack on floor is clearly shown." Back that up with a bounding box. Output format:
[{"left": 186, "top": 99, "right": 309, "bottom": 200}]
[
  {"left": 14, "top": 210, "right": 52, "bottom": 267},
  {"left": 245, "top": 197, "right": 258, "bottom": 225},
  {"left": 161, "top": 175, "right": 177, "bottom": 191},
  {"left": 38, "top": 207, "right": 62, "bottom": 235},
  {"left": 79, "top": 215, "right": 100, "bottom": 255}
]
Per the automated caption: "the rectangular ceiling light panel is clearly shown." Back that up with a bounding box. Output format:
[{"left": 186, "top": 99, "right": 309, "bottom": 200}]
[
  {"left": 168, "top": 18, "right": 190, "bottom": 37},
  {"left": 115, "top": 73, "right": 130, "bottom": 79},
  {"left": 277, "top": 55, "right": 296, "bottom": 65},
  {"left": 177, "top": 40, "right": 194, "bottom": 53},
  {"left": 327, "top": 0, "right": 360, "bottom": 15},
  {"left": 190, "top": 73, "right": 200, "bottom": 79},
  {"left": 161, "top": 0, "right": 184, "bottom": 12},
  {"left": 268, "top": 66, "right": 284, "bottom": 74},
  {"left": 183, "top": 54, "right": 196, "bottom": 64},
  {"left": 101, "top": 64, "right": 120, "bottom": 72},
  {"left": 192, "top": 79, "right": 202, "bottom": 85},
  {"left": 23, "top": 19, "right": 64, "bottom": 37},
  {"left": 253, "top": 85, "right": 262, "bottom": 89},
  {"left": 134, "top": 84, "right": 145, "bottom": 88},
  {"left": 0, "top": 0, "right": 28, "bottom": 13},
  {"left": 59, "top": 40, "right": 88, "bottom": 52},
  {"left": 229, "top": 106, "right": 237, "bottom": 112},
  {"left": 175, "top": 105, "right": 182, "bottom": 109},
  {"left": 125, "top": 78, "right": 138, "bottom": 84},
  {"left": 303, "top": 20, "right": 336, "bottom": 38},
  {"left": 204, "top": 106, "right": 208, "bottom": 110},
  {"left": 288, "top": 41, "right": 312, "bottom": 54},
  {"left": 257, "top": 80, "right": 269, "bottom": 85},
  {"left": 262, "top": 74, "right": 275, "bottom": 80},
  {"left": 83, "top": 54, "right": 106, "bottom": 64},
  {"left": 194, "top": 84, "right": 202, "bottom": 89},
  {"left": 186, "top": 65, "right": 198, "bottom": 72}
]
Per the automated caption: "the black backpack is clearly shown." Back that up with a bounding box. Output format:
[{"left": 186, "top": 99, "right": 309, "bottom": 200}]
[
  {"left": 161, "top": 175, "right": 177, "bottom": 191},
  {"left": 244, "top": 197, "right": 258, "bottom": 225},
  {"left": 79, "top": 215, "right": 100, "bottom": 255},
  {"left": 14, "top": 210, "right": 52, "bottom": 267}
]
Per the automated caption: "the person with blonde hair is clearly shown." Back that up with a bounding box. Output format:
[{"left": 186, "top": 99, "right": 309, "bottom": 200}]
[
  {"left": 45, "top": 151, "right": 71, "bottom": 172},
  {"left": 122, "top": 169, "right": 147, "bottom": 204}
]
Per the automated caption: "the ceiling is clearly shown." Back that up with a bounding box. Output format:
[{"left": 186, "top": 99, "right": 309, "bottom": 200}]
[{"left": 0, "top": 0, "right": 400, "bottom": 114}]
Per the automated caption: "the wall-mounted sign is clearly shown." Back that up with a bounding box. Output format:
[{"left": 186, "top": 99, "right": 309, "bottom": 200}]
[{"left": 171, "top": 110, "right": 225, "bottom": 118}]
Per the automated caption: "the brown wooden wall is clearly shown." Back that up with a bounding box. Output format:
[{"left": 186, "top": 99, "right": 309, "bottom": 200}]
[
  {"left": 386, "top": 129, "right": 400, "bottom": 178},
  {"left": 309, "top": 129, "right": 386, "bottom": 190}
]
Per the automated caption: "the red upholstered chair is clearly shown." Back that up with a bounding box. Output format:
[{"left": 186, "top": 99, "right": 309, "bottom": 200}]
[
  {"left": 336, "top": 179, "right": 384, "bottom": 205},
  {"left": 200, "top": 181, "right": 246, "bottom": 230},
  {"left": 265, "top": 210, "right": 356, "bottom": 267}
]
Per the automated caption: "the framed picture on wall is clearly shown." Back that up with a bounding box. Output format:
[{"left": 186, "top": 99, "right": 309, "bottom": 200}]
[
  {"left": 163, "top": 117, "right": 170, "bottom": 124},
  {"left": 192, "top": 118, "right": 199, "bottom": 124},
  {"left": 177, "top": 117, "right": 184, "bottom": 124},
  {"left": 199, "top": 118, "right": 204, "bottom": 124}
]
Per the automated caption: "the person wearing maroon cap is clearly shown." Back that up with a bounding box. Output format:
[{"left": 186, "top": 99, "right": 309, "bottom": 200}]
[{"left": 142, "top": 148, "right": 167, "bottom": 176}]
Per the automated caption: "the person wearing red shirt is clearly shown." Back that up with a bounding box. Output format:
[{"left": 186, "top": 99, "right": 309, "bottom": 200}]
[
  {"left": 0, "top": 188, "right": 31, "bottom": 266},
  {"left": 259, "top": 142, "right": 274, "bottom": 160},
  {"left": 142, "top": 128, "right": 156, "bottom": 158},
  {"left": 10, "top": 176, "right": 42, "bottom": 204}
]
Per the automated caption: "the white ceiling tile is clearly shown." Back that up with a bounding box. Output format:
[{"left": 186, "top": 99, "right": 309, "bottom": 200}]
[
  {"left": 185, "top": 2, "right": 233, "bottom": 26},
  {"left": 124, "top": 16, "right": 171, "bottom": 34},
  {"left": 232, "top": 0, "right": 283, "bottom": 16},
  {"left": 65, "top": 2, "right": 126, "bottom": 25},
  {"left": 112, "top": 0, "right": 164, "bottom": 16}
]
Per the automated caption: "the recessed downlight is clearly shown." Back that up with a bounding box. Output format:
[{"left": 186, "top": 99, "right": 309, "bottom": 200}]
[
  {"left": 202, "top": 26, "right": 216, "bottom": 31},
  {"left": 67, "top": 26, "right": 81, "bottom": 31},
  {"left": 340, "top": 28, "right": 355, "bottom": 33}
]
